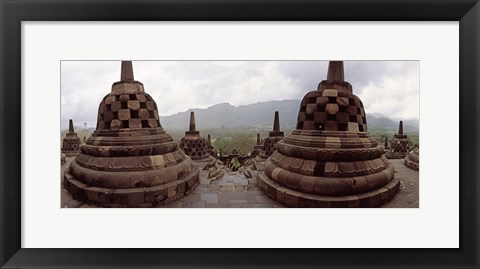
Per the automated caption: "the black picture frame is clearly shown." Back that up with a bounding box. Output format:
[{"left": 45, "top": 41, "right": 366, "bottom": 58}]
[{"left": 1, "top": 0, "right": 479, "bottom": 268}]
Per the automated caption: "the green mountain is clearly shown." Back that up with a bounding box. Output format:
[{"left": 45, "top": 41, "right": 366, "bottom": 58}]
[{"left": 159, "top": 100, "right": 419, "bottom": 133}]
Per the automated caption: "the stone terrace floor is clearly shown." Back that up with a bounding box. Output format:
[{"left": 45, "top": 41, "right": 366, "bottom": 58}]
[{"left": 61, "top": 158, "right": 419, "bottom": 208}]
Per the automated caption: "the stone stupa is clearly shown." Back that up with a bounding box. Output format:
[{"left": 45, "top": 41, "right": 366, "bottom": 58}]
[
  {"left": 179, "top": 112, "right": 224, "bottom": 179},
  {"left": 64, "top": 61, "right": 200, "bottom": 207},
  {"left": 257, "top": 61, "right": 400, "bottom": 207},
  {"left": 62, "top": 119, "right": 81, "bottom": 156},
  {"left": 256, "top": 111, "right": 284, "bottom": 161},
  {"left": 383, "top": 136, "right": 390, "bottom": 153},
  {"left": 404, "top": 145, "right": 419, "bottom": 171},
  {"left": 179, "top": 112, "right": 211, "bottom": 161},
  {"left": 385, "top": 121, "right": 410, "bottom": 159},
  {"left": 250, "top": 134, "right": 263, "bottom": 158}
]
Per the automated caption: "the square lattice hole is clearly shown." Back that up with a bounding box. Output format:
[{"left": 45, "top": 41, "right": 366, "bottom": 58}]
[{"left": 131, "top": 110, "right": 139, "bottom": 118}]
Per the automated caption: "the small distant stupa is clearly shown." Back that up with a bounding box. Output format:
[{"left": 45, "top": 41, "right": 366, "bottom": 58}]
[
  {"left": 250, "top": 133, "right": 264, "bottom": 158},
  {"left": 62, "top": 119, "right": 81, "bottom": 156},
  {"left": 404, "top": 145, "right": 419, "bottom": 171},
  {"left": 64, "top": 61, "right": 200, "bottom": 207},
  {"left": 180, "top": 112, "right": 224, "bottom": 179},
  {"left": 179, "top": 112, "right": 210, "bottom": 160},
  {"left": 385, "top": 121, "right": 410, "bottom": 159},
  {"left": 256, "top": 111, "right": 284, "bottom": 161},
  {"left": 382, "top": 136, "right": 390, "bottom": 153},
  {"left": 257, "top": 61, "right": 399, "bottom": 207}
]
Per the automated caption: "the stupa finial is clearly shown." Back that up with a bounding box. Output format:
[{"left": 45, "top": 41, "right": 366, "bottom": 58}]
[
  {"left": 189, "top": 111, "right": 196, "bottom": 132},
  {"left": 318, "top": 61, "right": 352, "bottom": 93},
  {"left": 327, "top": 61, "right": 344, "bottom": 82},
  {"left": 257, "top": 133, "right": 261, "bottom": 145},
  {"left": 121, "top": 61, "right": 134, "bottom": 82},
  {"left": 398, "top": 120, "right": 404, "bottom": 136},
  {"left": 273, "top": 111, "right": 280, "bottom": 132},
  {"left": 69, "top": 119, "right": 74, "bottom": 133},
  {"left": 208, "top": 134, "right": 211, "bottom": 144}
]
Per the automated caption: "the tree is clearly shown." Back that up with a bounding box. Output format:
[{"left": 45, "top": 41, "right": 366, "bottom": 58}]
[{"left": 214, "top": 133, "right": 256, "bottom": 155}]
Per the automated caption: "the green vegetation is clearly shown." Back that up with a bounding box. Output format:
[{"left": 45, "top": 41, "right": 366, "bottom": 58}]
[
  {"left": 60, "top": 126, "right": 419, "bottom": 154},
  {"left": 229, "top": 158, "right": 241, "bottom": 171},
  {"left": 370, "top": 130, "right": 419, "bottom": 148},
  {"left": 214, "top": 133, "right": 255, "bottom": 155}
]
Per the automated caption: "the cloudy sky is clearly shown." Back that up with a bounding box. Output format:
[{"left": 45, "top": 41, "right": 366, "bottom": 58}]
[{"left": 61, "top": 61, "right": 419, "bottom": 130}]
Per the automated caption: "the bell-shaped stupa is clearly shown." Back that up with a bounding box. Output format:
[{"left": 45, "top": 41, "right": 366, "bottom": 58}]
[
  {"left": 385, "top": 121, "right": 410, "bottom": 159},
  {"left": 62, "top": 119, "right": 81, "bottom": 156},
  {"left": 257, "top": 61, "right": 400, "bottom": 207},
  {"left": 381, "top": 136, "right": 390, "bottom": 153},
  {"left": 179, "top": 112, "right": 210, "bottom": 160},
  {"left": 404, "top": 145, "right": 419, "bottom": 171},
  {"left": 256, "top": 111, "right": 284, "bottom": 161},
  {"left": 64, "top": 61, "right": 199, "bottom": 207},
  {"left": 250, "top": 133, "right": 264, "bottom": 158},
  {"left": 179, "top": 112, "right": 224, "bottom": 179}
]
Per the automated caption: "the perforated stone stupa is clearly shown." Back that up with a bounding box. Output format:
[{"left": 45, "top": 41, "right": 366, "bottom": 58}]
[
  {"left": 256, "top": 111, "right": 284, "bottom": 161},
  {"left": 257, "top": 61, "right": 400, "bottom": 207},
  {"left": 179, "top": 112, "right": 210, "bottom": 160},
  {"left": 383, "top": 136, "right": 390, "bottom": 153},
  {"left": 250, "top": 134, "right": 263, "bottom": 158},
  {"left": 64, "top": 61, "right": 199, "bottom": 207},
  {"left": 404, "top": 145, "right": 419, "bottom": 171},
  {"left": 386, "top": 121, "right": 410, "bottom": 159},
  {"left": 62, "top": 119, "right": 81, "bottom": 156},
  {"left": 179, "top": 112, "right": 224, "bottom": 179}
]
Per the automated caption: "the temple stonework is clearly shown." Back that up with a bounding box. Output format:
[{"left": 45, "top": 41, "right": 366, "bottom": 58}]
[
  {"left": 404, "top": 145, "right": 419, "bottom": 171},
  {"left": 179, "top": 112, "right": 224, "bottom": 179},
  {"left": 257, "top": 61, "right": 400, "bottom": 207},
  {"left": 385, "top": 121, "right": 410, "bottom": 159},
  {"left": 256, "top": 111, "right": 284, "bottom": 161},
  {"left": 383, "top": 136, "right": 390, "bottom": 153},
  {"left": 64, "top": 61, "right": 200, "bottom": 207},
  {"left": 250, "top": 133, "right": 263, "bottom": 158},
  {"left": 179, "top": 112, "right": 210, "bottom": 160},
  {"left": 62, "top": 119, "right": 81, "bottom": 156}
]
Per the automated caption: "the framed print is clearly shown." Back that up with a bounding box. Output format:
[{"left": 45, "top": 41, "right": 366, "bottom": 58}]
[{"left": 1, "top": 0, "right": 479, "bottom": 268}]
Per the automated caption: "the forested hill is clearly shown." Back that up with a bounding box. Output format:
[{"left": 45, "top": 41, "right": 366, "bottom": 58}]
[{"left": 159, "top": 100, "right": 419, "bottom": 133}]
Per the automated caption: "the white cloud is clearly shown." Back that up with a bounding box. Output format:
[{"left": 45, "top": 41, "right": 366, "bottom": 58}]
[{"left": 60, "top": 60, "right": 419, "bottom": 130}]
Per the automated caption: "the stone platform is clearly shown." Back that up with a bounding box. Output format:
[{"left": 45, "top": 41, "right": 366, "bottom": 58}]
[{"left": 62, "top": 157, "right": 418, "bottom": 208}]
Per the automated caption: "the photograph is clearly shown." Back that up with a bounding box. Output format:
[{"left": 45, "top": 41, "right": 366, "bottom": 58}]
[
  {"left": 61, "top": 60, "right": 420, "bottom": 208},
  {"left": 2, "top": 0, "right": 477, "bottom": 267}
]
